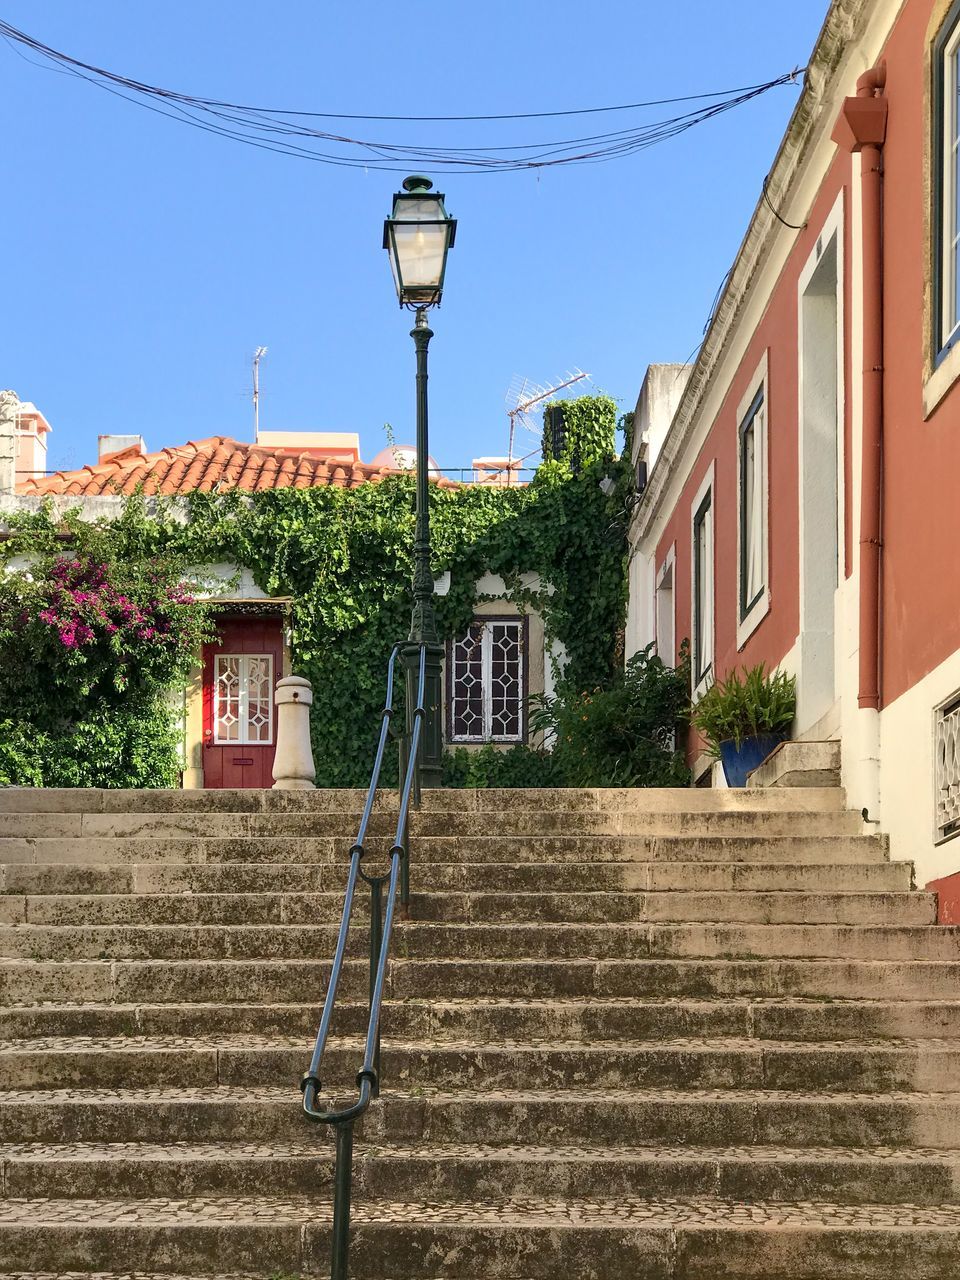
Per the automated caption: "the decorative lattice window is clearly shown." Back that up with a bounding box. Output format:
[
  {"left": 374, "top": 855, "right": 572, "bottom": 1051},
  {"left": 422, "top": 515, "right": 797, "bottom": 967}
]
[
  {"left": 214, "top": 654, "right": 274, "bottom": 746},
  {"left": 936, "top": 693, "right": 960, "bottom": 843},
  {"left": 448, "top": 618, "right": 526, "bottom": 743}
]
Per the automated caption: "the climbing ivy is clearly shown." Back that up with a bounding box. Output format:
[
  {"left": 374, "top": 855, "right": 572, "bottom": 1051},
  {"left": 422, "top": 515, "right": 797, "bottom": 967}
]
[
  {"left": 1, "top": 396, "right": 637, "bottom": 787},
  {"left": 541, "top": 393, "right": 618, "bottom": 471}
]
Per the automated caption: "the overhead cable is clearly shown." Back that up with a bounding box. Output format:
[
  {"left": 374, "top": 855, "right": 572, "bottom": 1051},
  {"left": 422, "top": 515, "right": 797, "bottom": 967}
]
[{"left": 0, "top": 18, "right": 805, "bottom": 174}]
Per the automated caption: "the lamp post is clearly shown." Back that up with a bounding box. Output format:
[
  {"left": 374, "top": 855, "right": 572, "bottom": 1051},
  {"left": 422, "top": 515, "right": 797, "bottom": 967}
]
[{"left": 383, "top": 176, "right": 457, "bottom": 788}]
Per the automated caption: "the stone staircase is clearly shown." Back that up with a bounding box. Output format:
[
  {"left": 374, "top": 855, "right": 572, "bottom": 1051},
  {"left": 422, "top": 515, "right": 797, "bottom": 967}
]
[{"left": 1, "top": 784, "right": 959, "bottom": 1278}]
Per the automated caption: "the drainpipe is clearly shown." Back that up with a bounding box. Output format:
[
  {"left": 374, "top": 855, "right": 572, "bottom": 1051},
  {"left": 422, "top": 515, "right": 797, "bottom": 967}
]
[{"left": 832, "top": 64, "right": 888, "bottom": 813}]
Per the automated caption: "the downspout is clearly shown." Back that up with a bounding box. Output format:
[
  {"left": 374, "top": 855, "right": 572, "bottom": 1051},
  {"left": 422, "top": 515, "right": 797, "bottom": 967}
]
[
  {"left": 832, "top": 63, "right": 888, "bottom": 812},
  {"left": 855, "top": 64, "right": 887, "bottom": 713}
]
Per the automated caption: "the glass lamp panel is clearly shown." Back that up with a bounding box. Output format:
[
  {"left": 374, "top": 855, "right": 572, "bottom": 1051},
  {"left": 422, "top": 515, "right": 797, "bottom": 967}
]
[
  {"left": 392, "top": 222, "right": 448, "bottom": 290},
  {"left": 393, "top": 195, "right": 445, "bottom": 223}
]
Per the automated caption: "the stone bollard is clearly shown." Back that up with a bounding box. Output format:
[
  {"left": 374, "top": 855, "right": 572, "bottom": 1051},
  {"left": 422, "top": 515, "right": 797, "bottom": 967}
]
[{"left": 272, "top": 675, "right": 316, "bottom": 790}]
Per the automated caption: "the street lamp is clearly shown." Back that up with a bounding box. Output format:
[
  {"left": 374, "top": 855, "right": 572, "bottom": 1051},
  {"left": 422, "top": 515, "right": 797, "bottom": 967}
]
[{"left": 384, "top": 176, "right": 456, "bottom": 787}]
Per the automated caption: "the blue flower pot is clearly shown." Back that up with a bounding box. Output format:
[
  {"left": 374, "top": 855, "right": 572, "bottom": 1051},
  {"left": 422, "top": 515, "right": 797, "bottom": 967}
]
[{"left": 718, "top": 732, "right": 787, "bottom": 788}]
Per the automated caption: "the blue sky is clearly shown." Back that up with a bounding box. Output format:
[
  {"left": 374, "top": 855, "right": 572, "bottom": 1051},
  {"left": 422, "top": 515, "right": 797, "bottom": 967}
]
[{"left": 2, "top": 2, "right": 826, "bottom": 475}]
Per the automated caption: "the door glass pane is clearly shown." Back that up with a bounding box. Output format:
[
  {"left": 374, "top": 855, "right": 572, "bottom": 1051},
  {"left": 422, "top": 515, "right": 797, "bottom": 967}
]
[
  {"left": 215, "top": 656, "right": 241, "bottom": 743},
  {"left": 246, "top": 656, "right": 273, "bottom": 744}
]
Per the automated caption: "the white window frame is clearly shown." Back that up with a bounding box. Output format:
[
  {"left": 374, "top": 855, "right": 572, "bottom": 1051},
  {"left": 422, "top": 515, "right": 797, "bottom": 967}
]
[
  {"left": 736, "top": 352, "right": 771, "bottom": 649},
  {"left": 935, "top": 688, "right": 960, "bottom": 845},
  {"left": 449, "top": 618, "right": 526, "bottom": 744},
  {"left": 941, "top": 14, "right": 960, "bottom": 356},
  {"left": 690, "top": 464, "right": 715, "bottom": 702},
  {"left": 655, "top": 543, "right": 676, "bottom": 665},
  {"left": 213, "top": 653, "right": 274, "bottom": 746}
]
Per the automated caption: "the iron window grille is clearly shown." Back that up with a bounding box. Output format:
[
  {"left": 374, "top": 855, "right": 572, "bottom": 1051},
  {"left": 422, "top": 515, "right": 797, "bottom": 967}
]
[
  {"left": 447, "top": 617, "right": 527, "bottom": 743},
  {"left": 934, "top": 0, "right": 960, "bottom": 360},
  {"left": 936, "top": 691, "right": 960, "bottom": 843},
  {"left": 213, "top": 653, "right": 274, "bottom": 746},
  {"left": 739, "top": 388, "right": 766, "bottom": 621}
]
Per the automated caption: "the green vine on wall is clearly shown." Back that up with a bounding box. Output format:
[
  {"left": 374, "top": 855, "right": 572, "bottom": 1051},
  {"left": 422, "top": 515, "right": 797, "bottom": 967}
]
[{"left": 1, "top": 396, "right": 631, "bottom": 787}]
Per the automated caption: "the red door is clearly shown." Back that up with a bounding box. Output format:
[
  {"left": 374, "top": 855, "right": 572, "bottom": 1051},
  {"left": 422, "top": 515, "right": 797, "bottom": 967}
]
[{"left": 202, "top": 616, "right": 283, "bottom": 788}]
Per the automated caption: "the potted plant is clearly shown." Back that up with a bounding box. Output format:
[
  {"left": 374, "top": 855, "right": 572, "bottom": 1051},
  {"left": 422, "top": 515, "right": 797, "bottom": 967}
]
[{"left": 690, "top": 663, "right": 796, "bottom": 787}]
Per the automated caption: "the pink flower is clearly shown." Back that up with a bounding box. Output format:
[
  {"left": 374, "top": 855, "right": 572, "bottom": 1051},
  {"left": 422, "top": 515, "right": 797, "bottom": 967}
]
[{"left": 39, "top": 609, "right": 58, "bottom": 625}]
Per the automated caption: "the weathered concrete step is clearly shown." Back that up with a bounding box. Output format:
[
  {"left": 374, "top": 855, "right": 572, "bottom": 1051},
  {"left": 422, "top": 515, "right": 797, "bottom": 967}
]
[
  {"left": 0, "top": 808, "right": 864, "bottom": 840},
  {"left": 8, "top": 956, "right": 960, "bottom": 1004},
  {"left": 0, "top": 833, "right": 888, "bottom": 867},
  {"left": 6, "top": 997, "right": 960, "bottom": 1044},
  {"left": 1, "top": 921, "right": 955, "bottom": 963},
  {"left": 0, "top": 858, "right": 914, "bottom": 897},
  {"left": 5, "top": 1139, "right": 960, "bottom": 1207},
  {"left": 0, "top": 1195, "right": 957, "bottom": 1277},
  {"left": 749, "top": 740, "right": 842, "bottom": 790},
  {"left": 0, "top": 786, "right": 847, "bottom": 814},
  {"left": 5, "top": 888, "right": 934, "bottom": 928},
  {"left": 4, "top": 1034, "right": 960, "bottom": 1093},
  {"left": 6, "top": 1083, "right": 960, "bottom": 1148}
]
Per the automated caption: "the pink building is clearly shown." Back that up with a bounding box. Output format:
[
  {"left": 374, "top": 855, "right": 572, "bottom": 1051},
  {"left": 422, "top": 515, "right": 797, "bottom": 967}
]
[{"left": 627, "top": 0, "right": 960, "bottom": 888}]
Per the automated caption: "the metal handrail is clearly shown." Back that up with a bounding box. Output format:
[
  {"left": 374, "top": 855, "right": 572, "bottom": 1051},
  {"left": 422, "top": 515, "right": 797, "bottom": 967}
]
[{"left": 300, "top": 641, "right": 427, "bottom": 1280}]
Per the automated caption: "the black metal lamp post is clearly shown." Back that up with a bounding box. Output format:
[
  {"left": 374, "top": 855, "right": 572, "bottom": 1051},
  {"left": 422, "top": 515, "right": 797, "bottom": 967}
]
[{"left": 383, "top": 176, "right": 456, "bottom": 787}]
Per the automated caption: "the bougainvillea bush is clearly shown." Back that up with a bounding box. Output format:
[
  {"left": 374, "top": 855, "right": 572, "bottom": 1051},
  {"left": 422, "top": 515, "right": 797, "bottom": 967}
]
[{"left": 0, "top": 549, "right": 212, "bottom": 788}]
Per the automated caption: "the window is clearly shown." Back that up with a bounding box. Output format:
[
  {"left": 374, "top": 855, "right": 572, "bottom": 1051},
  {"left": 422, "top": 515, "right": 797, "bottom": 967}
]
[
  {"left": 936, "top": 691, "right": 960, "bottom": 843},
  {"left": 692, "top": 484, "right": 713, "bottom": 691},
  {"left": 936, "top": 2, "right": 960, "bottom": 357},
  {"left": 655, "top": 549, "right": 675, "bottom": 666},
  {"left": 448, "top": 618, "right": 526, "bottom": 743},
  {"left": 739, "top": 389, "right": 766, "bottom": 620},
  {"left": 214, "top": 654, "right": 274, "bottom": 745}
]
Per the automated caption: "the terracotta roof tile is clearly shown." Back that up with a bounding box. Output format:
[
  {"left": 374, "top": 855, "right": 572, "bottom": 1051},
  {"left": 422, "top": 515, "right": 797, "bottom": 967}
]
[{"left": 16, "top": 436, "right": 454, "bottom": 498}]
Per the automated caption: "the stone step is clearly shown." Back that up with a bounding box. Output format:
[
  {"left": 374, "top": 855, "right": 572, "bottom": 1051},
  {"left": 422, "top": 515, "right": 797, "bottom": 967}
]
[
  {"left": 0, "top": 857, "right": 915, "bottom": 897},
  {"left": 0, "top": 833, "right": 888, "bottom": 866},
  {"left": 6, "top": 997, "right": 960, "bottom": 1044},
  {"left": 748, "top": 740, "right": 842, "bottom": 790},
  {"left": 4, "top": 1139, "right": 960, "bottom": 1207},
  {"left": 2, "top": 888, "right": 934, "bottom": 928},
  {"left": 0, "top": 808, "right": 866, "bottom": 840},
  {"left": 0, "top": 921, "right": 954, "bottom": 964},
  {"left": 6, "top": 1084, "right": 960, "bottom": 1149},
  {"left": 3, "top": 1034, "right": 960, "bottom": 1094},
  {"left": 7, "top": 956, "right": 960, "bottom": 1004},
  {"left": 0, "top": 786, "right": 847, "bottom": 814},
  {"left": 0, "top": 1195, "right": 957, "bottom": 1276}
]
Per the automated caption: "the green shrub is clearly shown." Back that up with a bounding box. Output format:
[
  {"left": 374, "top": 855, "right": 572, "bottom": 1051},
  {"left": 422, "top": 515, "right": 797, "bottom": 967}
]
[
  {"left": 690, "top": 663, "right": 796, "bottom": 755},
  {"left": 0, "top": 703, "right": 183, "bottom": 789},
  {"left": 530, "top": 642, "right": 691, "bottom": 788},
  {"left": 442, "top": 743, "right": 563, "bottom": 789}
]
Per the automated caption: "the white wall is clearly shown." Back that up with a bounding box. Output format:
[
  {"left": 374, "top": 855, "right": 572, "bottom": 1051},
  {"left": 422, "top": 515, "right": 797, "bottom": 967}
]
[{"left": 879, "top": 647, "right": 960, "bottom": 886}]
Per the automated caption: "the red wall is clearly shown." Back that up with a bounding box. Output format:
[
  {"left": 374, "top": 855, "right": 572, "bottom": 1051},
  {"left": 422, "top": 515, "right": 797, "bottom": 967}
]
[
  {"left": 655, "top": 161, "right": 850, "bottom": 682},
  {"left": 877, "top": 0, "right": 960, "bottom": 706},
  {"left": 655, "top": 0, "right": 960, "bottom": 731}
]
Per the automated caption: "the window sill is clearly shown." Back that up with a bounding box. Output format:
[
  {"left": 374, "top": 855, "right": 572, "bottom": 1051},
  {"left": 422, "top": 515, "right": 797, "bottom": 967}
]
[
  {"left": 924, "top": 342, "right": 960, "bottom": 418},
  {"left": 736, "top": 589, "right": 771, "bottom": 651}
]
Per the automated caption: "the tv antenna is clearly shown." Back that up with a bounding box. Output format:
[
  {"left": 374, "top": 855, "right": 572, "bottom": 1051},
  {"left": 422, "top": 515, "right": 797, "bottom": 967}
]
[
  {"left": 505, "top": 369, "right": 590, "bottom": 480},
  {"left": 252, "top": 346, "right": 268, "bottom": 439}
]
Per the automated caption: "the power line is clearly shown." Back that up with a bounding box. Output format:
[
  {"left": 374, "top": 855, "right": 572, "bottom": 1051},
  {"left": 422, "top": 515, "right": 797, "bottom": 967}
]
[{"left": 0, "top": 18, "right": 805, "bottom": 175}]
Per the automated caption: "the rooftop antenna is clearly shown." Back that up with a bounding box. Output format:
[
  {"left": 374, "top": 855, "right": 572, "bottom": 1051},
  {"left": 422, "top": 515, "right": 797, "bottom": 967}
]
[
  {"left": 505, "top": 369, "right": 590, "bottom": 483},
  {"left": 252, "top": 346, "right": 268, "bottom": 440}
]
